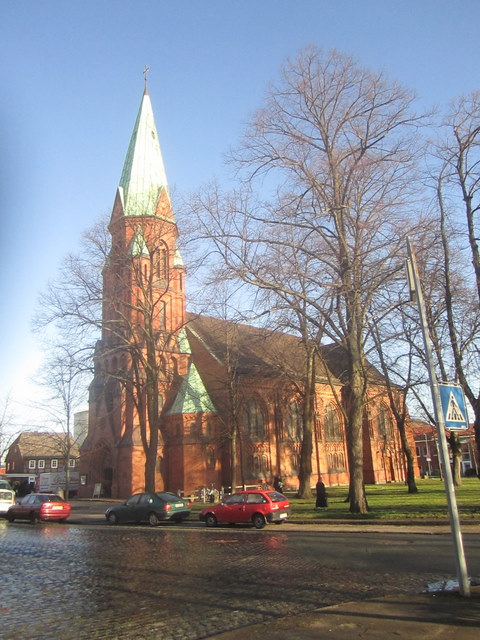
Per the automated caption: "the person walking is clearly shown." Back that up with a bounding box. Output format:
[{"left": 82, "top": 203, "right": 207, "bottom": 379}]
[{"left": 315, "top": 477, "right": 328, "bottom": 509}]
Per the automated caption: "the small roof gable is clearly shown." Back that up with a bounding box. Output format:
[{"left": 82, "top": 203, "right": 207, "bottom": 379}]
[
  {"left": 128, "top": 227, "right": 150, "bottom": 257},
  {"left": 167, "top": 363, "right": 216, "bottom": 416}
]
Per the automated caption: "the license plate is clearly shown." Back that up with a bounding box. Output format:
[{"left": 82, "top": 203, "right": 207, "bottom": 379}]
[
  {"left": 174, "top": 502, "right": 184, "bottom": 508},
  {"left": 279, "top": 512, "right": 288, "bottom": 519},
  {"left": 51, "top": 506, "right": 63, "bottom": 510}
]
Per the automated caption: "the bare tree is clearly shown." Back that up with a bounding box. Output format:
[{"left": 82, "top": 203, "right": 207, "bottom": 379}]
[
  {"left": 186, "top": 47, "right": 427, "bottom": 513},
  {"left": 431, "top": 96, "right": 480, "bottom": 473},
  {"left": 34, "top": 344, "right": 88, "bottom": 498},
  {"left": 0, "top": 394, "right": 18, "bottom": 467}
]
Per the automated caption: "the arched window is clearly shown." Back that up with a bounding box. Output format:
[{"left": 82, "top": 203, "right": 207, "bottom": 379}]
[
  {"left": 286, "top": 401, "right": 303, "bottom": 440},
  {"left": 154, "top": 246, "right": 168, "bottom": 280},
  {"left": 251, "top": 454, "right": 269, "bottom": 479},
  {"left": 327, "top": 452, "right": 346, "bottom": 472},
  {"left": 377, "top": 405, "right": 393, "bottom": 441},
  {"left": 242, "top": 398, "right": 265, "bottom": 440},
  {"left": 324, "top": 405, "right": 342, "bottom": 442}
]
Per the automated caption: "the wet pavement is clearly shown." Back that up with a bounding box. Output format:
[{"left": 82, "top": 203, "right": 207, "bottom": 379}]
[{"left": 0, "top": 502, "right": 479, "bottom": 639}]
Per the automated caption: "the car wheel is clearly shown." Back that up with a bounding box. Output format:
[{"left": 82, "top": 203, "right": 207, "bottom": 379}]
[
  {"left": 30, "top": 512, "right": 38, "bottom": 525},
  {"left": 107, "top": 512, "right": 119, "bottom": 525},
  {"left": 148, "top": 511, "right": 160, "bottom": 526},
  {"left": 205, "top": 513, "right": 217, "bottom": 527},
  {"left": 252, "top": 513, "right": 266, "bottom": 529},
  {"left": 7, "top": 513, "right": 14, "bottom": 523}
]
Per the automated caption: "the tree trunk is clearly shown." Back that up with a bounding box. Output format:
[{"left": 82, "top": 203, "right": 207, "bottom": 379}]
[
  {"left": 346, "top": 358, "right": 369, "bottom": 514},
  {"left": 298, "top": 347, "right": 315, "bottom": 498},
  {"left": 396, "top": 418, "right": 418, "bottom": 494},
  {"left": 448, "top": 432, "right": 463, "bottom": 487},
  {"left": 230, "top": 419, "right": 237, "bottom": 494}
]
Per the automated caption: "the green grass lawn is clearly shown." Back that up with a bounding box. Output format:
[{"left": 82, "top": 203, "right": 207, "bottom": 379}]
[
  {"left": 285, "top": 478, "right": 480, "bottom": 521},
  {"left": 190, "top": 478, "right": 480, "bottom": 521}
]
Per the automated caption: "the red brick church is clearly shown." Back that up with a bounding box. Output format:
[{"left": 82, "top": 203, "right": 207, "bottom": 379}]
[{"left": 78, "top": 87, "right": 416, "bottom": 499}]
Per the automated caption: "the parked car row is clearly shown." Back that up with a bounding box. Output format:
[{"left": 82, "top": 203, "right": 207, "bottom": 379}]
[{"left": 1, "top": 488, "right": 291, "bottom": 529}]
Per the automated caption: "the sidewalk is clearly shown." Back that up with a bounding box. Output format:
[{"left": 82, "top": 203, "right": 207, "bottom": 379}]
[
  {"left": 210, "top": 587, "right": 480, "bottom": 640},
  {"left": 69, "top": 500, "right": 480, "bottom": 639}
]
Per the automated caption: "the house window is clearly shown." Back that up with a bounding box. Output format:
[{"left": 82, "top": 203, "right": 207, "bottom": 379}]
[
  {"left": 28, "top": 459, "right": 36, "bottom": 470},
  {"left": 38, "top": 459, "right": 45, "bottom": 469},
  {"left": 68, "top": 458, "right": 76, "bottom": 468},
  {"left": 51, "top": 459, "right": 58, "bottom": 469}
]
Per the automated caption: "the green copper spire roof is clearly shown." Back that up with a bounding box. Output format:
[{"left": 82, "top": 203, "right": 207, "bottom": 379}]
[
  {"left": 167, "top": 364, "right": 216, "bottom": 415},
  {"left": 119, "top": 90, "right": 170, "bottom": 217}
]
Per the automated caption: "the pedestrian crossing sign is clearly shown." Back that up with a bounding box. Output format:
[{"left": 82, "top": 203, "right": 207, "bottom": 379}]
[{"left": 438, "top": 383, "right": 469, "bottom": 430}]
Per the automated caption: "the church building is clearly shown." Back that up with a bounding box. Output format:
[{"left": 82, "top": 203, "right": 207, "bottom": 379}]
[{"left": 78, "top": 87, "right": 416, "bottom": 499}]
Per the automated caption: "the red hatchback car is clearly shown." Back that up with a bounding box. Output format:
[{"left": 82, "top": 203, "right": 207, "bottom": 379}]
[
  {"left": 199, "top": 489, "right": 290, "bottom": 529},
  {"left": 7, "top": 493, "right": 71, "bottom": 524}
]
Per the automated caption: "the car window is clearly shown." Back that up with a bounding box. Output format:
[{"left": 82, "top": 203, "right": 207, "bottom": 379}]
[
  {"left": 266, "top": 491, "right": 286, "bottom": 502},
  {"left": 138, "top": 494, "right": 151, "bottom": 505},
  {"left": 22, "top": 495, "right": 34, "bottom": 504},
  {"left": 126, "top": 494, "right": 141, "bottom": 507},
  {"left": 225, "top": 494, "right": 245, "bottom": 505},
  {"left": 156, "top": 492, "right": 177, "bottom": 502},
  {"left": 246, "top": 493, "right": 268, "bottom": 504}
]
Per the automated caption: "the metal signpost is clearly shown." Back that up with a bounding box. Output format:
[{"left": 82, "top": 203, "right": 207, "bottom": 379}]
[{"left": 406, "top": 238, "right": 470, "bottom": 597}]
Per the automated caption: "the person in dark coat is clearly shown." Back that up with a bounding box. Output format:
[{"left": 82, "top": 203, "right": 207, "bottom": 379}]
[
  {"left": 315, "top": 477, "right": 328, "bottom": 509},
  {"left": 273, "top": 475, "right": 284, "bottom": 493}
]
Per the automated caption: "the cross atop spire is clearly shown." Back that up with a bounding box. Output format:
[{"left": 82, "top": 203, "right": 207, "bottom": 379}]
[{"left": 143, "top": 65, "right": 150, "bottom": 94}]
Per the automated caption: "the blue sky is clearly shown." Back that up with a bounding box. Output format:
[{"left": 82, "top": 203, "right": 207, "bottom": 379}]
[{"left": 1, "top": 0, "right": 480, "bottom": 426}]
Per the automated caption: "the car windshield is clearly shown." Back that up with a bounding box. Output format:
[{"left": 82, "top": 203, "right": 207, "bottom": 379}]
[
  {"left": 267, "top": 491, "right": 287, "bottom": 502},
  {"left": 0, "top": 480, "right": 12, "bottom": 489}
]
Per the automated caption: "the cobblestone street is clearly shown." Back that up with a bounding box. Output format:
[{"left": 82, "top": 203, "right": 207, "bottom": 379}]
[{"left": 1, "top": 519, "right": 478, "bottom": 639}]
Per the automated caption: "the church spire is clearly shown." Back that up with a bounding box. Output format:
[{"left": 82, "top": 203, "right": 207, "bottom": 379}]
[{"left": 118, "top": 85, "right": 171, "bottom": 219}]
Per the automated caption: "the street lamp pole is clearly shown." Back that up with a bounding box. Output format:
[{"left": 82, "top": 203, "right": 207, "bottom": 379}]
[{"left": 406, "top": 238, "right": 470, "bottom": 597}]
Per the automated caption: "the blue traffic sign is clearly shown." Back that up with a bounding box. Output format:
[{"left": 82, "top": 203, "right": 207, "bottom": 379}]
[{"left": 438, "top": 384, "right": 469, "bottom": 430}]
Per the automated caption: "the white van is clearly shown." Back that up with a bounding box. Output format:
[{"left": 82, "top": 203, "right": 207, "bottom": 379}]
[{"left": 0, "top": 478, "right": 16, "bottom": 515}]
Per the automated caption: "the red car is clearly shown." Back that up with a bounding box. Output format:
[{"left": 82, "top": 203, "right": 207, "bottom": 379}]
[
  {"left": 199, "top": 489, "right": 290, "bottom": 529},
  {"left": 7, "top": 493, "right": 71, "bottom": 524}
]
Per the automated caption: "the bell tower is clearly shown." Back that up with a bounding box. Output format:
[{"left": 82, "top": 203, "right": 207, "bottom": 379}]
[{"left": 79, "top": 85, "right": 188, "bottom": 498}]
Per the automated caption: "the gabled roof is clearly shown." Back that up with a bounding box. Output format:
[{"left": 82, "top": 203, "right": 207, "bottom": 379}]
[
  {"left": 185, "top": 313, "right": 340, "bottom": 384},
  {"left": 12, "top": 432, "right": 79, "bottom": 457},
  {"left": 118, "top": 89, "right": 171, "bottom": 219}
]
